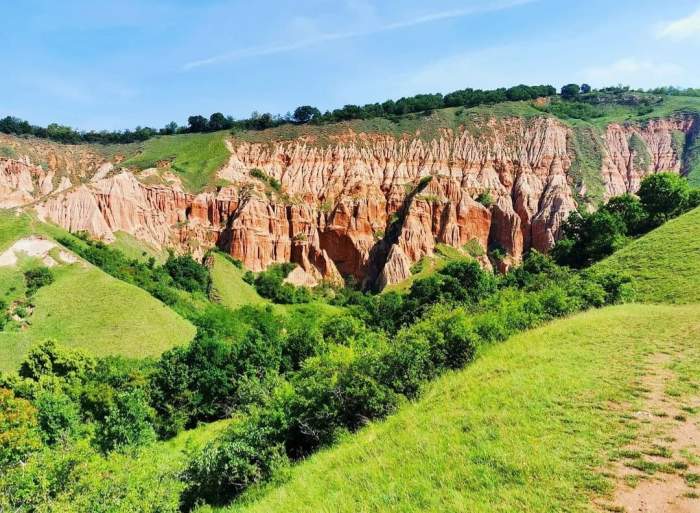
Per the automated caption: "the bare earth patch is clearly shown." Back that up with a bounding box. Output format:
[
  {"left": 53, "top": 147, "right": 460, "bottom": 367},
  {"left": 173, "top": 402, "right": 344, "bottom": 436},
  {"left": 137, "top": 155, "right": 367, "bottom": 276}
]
[{"left": 595, "top": 354, "right": 700, "bottom": 512}]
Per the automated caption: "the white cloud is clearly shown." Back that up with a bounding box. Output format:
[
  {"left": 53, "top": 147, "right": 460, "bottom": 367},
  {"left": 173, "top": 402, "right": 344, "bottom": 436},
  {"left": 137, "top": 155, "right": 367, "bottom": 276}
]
[
  {"left": 656, "top": 7, "right": 700, "bottom": 41},
  {"left": 582, "top": 58, "right": 684, "bottom": 87},
  {"left": 182, "top": 0, "right": 536, "bottom": 70}
]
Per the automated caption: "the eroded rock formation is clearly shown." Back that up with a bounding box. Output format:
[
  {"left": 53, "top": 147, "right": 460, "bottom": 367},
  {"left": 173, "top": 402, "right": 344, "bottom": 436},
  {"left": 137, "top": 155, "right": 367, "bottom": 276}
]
[{"left": 1, "top": 113, "right": 697, "bottom": 288}]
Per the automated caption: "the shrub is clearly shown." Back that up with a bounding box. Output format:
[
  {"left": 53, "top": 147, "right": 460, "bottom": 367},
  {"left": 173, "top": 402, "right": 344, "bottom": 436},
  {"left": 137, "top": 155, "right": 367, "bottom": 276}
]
[
  {"left": 19, "top": 340, "right": 95, "bottom": 382},
  {"left": 181, "top": 415, "right": 288, "bottom": 510},
  {"left": 476, "top": 191, "right": 494, "bottom": 207},
  {"left": 95, "top": 389, "right": 156, "bottom": 453},
  {"left": 601, "top": 193, "right": 648, "bottom": 235},
  {"left": 34, "top": 391, "right": 80, "bottom": 445},
  {"left": 24, "top": 267, "right": 54, "bottom": 296},
  {"left": 0, "top": 388, "right": 41, "bottom": 469},
  {"left": 164, "top": 254, "right": 211, "bottom": 293}
]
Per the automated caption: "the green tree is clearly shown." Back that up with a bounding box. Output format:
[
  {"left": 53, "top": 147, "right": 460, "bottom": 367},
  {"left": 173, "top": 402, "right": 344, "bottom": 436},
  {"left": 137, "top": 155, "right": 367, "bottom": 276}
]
[
  {"left": 19, "top": 340, "right": 95, "bottom": 382},
  {"left": 35, "top": 391, "right": 80, "bottom": 445},
  {"left": 601, "top": 193, "right": 648, "bottom": 235},
  {"left": 638, "top": 172, "right": 691, "bottom": 221},
  {"left": 0, "top": 388, "right": 42, "bottom": 468},
  {"left": 560, "top": 83, "right": 581, "bottom": 100},
  {"left": 95, "top": 390, "right": 156, "bottom": 453},
  {"left": 293, "top": 105, "right": 321, "bottom": 124},
  {"left": 24, "top": 266, "right": 54, "bottom": 296}
]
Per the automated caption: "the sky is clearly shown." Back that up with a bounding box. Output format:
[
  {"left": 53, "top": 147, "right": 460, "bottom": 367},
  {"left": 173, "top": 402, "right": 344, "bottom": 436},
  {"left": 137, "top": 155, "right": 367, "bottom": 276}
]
[{"left": 3, "top": 0, "right": 700, "bottom": 131}]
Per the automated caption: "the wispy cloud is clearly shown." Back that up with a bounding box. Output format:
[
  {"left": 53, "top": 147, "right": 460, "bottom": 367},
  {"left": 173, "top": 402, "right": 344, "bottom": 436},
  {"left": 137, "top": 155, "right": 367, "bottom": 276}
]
[
  {"left": 656, "top": 7, "right": 700, "bottom": 41},
  {"left": 183, "top": 0, "right": 536, "bottom": 70}
]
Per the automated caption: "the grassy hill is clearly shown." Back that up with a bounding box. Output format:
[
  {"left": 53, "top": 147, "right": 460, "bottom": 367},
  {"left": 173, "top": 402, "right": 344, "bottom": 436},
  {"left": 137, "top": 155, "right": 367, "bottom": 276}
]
[
  {"left": 0, "top": 211, "right": 196, "bottom": 373},
  {"left": 122, "top": 131, "right": 230, "bottom": 192},
  {"left": 210, "top": 253, "right": 265, "bottom": 310},
  {"left": 594, "top": 206, "right": 700, "bottom": 304},
  {"left": 224, "top": 303, "right": 700, "bottom": 513}
]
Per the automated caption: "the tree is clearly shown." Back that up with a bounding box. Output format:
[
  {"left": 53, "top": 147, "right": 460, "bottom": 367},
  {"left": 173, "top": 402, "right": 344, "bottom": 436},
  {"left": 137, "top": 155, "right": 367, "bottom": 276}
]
[
  {"left": 293, "top": 106, "right": 321, "bottom": 124},
  {"left": 0, "top": 388, "right": 41, "bottom": 468},
  {"left": 637, "top": 172, "right": 690, "bottom": 221},
  {"left": 34, "top": 391, "right": 80, "bottom": 445},
  {"left": 580, "top": 83, "right": 592, "bottom": 94},
  {"left": 19, "top": 340, "right": 95, "bottom": 382},
  {"left": 164, "top": 254, "right": 211, "bottom": 293},
  {"left": 601, "top": 193, "right": 648, "bottom": 235},
  {"left": 208, "top": 112, "right": 228, "bottom": 131},
  {"left": 24, "top": 266, "right": 54, "bottom": 296},
  {"left": 95, "top": 390, "right": 156, "bottom": 453},
  {"left": 187, "top": 115, "right": 208, "bottom": 132},
  {"left": 561, "top": 83, "right": 581, "bottom": 100}
]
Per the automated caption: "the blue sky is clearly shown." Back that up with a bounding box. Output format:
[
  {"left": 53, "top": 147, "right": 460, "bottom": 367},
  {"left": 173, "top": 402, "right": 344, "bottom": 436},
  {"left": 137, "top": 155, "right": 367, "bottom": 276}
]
[{"left": 3, "top": 0, "right": 700, "bottom": 130}]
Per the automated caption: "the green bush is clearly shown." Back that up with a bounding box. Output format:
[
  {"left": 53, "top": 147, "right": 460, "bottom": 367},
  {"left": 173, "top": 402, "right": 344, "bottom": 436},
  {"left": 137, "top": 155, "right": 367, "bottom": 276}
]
[
  {"left": 638, "top": 172, "right": 691, "bottom": 221},
  {"left": 95, "top": 390, "right": 156, "bottom": 453},
  {"left": 164, "top": 254, "right": 211, "bottom": 294},
  {"left": 24, "top": 267, "right": 54, "bottom": 296},
  {"left": 34, "top": 391, "right": 80, "bottom": 446},
  {"left": 0, "top": 388, "right": 41, "bottom": 469}
]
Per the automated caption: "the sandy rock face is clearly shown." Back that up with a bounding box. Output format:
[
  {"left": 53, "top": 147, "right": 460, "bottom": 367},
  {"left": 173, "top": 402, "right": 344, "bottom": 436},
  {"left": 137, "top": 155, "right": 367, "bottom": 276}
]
[{"left": 1, "top": 114, "right": 697, "bottom": 288}]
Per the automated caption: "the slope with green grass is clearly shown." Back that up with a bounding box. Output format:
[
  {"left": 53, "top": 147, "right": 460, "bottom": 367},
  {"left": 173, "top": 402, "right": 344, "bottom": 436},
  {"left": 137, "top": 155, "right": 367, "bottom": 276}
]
[
  {"left": 593, "top": 206, "right": 700, "bottom": 304},
  {"left": 224, "top": 303, "right": 700, "bottom": 513},
  {"left": 210, "top": 253, "right": 265, "bottom": 309},
  {"left": 122, "top": 131, "right": 230, "bottom": 192},
  {"left": 0, "top": 211, "right": 196, "bottom": 373}
]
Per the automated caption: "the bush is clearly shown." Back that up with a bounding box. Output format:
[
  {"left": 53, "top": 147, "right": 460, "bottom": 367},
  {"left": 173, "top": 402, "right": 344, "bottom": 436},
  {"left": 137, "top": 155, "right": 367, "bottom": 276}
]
[
  {"left": 476, "top": 191, "right": 494, "bottom": 207},
  {"left": 24, "top": 267, "right": 54, "bottom": 296},
  {"left": 0, "top": 388, "right": 41, "bottom": 469},
  {"left": 19, "top": 340, "right": 95, "bottom": 382},
  {"left": 34, "top": 391, "right": 80, "bottom": 446},
  {"left": 164, "top": 254, "right": 211, "bottom": 294},
  {"left": 95, "top": 390, "right": 156, "bottom": 453},
  {"left": 181, "top": 414, "right": 288, "bottom": 510}
]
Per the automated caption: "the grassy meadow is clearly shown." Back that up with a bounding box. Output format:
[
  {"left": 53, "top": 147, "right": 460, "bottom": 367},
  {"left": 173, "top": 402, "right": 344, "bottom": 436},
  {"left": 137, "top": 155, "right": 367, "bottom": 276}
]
[
  {"left": 594, "top": 206, "right": 700, "bottom": 304},
  {"left": 224, "top": 303, "right": 700, "bottom": 513}
]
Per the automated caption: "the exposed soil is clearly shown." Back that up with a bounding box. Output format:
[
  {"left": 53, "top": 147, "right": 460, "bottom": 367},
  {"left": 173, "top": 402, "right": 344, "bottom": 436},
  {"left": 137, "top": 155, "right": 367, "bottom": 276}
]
[{"left": 595, "top": 354, "right": 700, "bottom": 512}]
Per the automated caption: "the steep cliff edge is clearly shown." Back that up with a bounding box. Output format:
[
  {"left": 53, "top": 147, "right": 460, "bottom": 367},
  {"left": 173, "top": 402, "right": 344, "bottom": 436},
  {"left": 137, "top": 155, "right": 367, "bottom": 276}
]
[{"left": 1, "top": 110, "right": 698, "bottom": 289}]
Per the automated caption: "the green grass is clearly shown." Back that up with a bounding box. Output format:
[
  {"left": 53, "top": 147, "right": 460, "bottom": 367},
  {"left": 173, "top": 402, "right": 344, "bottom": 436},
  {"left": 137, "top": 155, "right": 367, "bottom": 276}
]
[
  {"left": 224, "top": 303, "right": 700, "bottom": 513},
  {"left": 0, "top": 211, "right": 196, "bottom": 373},
  {"left": 594, "top": 206, "right": 700, "bottom": 304},
  {"left": 112, "top": 231, "right": 167, "bottom": 263},
  {"left": 210, "top": 253, "right": 264, "bottom": 309},
  {"left": 122, "top": 131, "right": 230, "bottom": 192}
]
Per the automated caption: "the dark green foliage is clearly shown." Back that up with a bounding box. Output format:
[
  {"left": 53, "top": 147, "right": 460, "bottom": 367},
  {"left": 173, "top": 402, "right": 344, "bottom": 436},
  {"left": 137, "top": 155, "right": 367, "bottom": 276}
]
[
  {"left": 554, "top": 173, "right": 698, "bottom": 268},
  {"left": 164, "top": 254, "right": 211, "bottom": 294},
  {"left": 638, "top": 172, "right": 691, "bottom": 221},
  {"left": 293, "top": 106, "right": 322, "bottom": 124},
  {"left": 537, "top": 99, "right": 604, "bottom": 120},
  {"left": 23, "top": 267, "right": 54, "bottom": 296},
  {"left": 95, "top": 389, "right": 156, "bottom": 453},
  {"left": 561, "top": 83, "right": 581, "bottom": 100},
  {"left": 34, "top": 391, "right": 80, "bottom": 445},
  {"left": 601, "top": 193, "right": 648, "bottom": 235},
  {"left": 181, "top": 414, "right": 288, "bottom": 510},
  {"left": 552, "top": 210, "right": 627, "bottom": 268}
]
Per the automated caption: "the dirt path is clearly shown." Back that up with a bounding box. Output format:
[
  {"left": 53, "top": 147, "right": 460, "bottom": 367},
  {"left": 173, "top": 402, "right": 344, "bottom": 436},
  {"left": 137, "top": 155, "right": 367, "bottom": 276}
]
[{"left": 595, "top": 354, "right": 700, "bottom": 512}]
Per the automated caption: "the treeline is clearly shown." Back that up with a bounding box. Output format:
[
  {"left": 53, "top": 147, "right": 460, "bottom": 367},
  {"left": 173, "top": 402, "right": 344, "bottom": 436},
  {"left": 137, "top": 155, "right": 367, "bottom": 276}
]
[{"left": 0, "top": 84, "right": 556, "bottom": 145}]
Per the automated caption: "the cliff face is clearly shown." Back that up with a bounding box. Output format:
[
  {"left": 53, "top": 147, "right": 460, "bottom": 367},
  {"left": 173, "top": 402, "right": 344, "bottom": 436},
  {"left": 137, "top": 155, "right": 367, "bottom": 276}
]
[{"left": 2, "top": 113, "right": 698, "bottom": 288}]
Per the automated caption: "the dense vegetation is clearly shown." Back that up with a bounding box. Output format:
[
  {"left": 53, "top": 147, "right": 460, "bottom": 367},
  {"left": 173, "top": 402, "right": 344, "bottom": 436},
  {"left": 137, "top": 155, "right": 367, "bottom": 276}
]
[
  {"left": 1, "top": 179, "right": 697, "bottom": 512},
  {"left": 10, "top": 83, "right": 698, "bottom": 147},
  {"left": 552, "top": 172, "right": 700, "bottom": 267},
  {"left": 0, "top": 241, "right": 631, "bottom": 511}
]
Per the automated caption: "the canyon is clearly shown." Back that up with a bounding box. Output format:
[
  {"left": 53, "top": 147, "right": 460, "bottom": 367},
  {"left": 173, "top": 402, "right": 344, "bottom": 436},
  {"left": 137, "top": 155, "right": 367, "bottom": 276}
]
[{"left": 0, "top": 113, "right": 696, "bottom": 288}]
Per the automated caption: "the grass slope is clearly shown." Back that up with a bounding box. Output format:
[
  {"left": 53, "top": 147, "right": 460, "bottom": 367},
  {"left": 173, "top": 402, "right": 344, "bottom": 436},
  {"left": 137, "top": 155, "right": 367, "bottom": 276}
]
[
  {"left": 594, "top": 206, "right": 700, "bottom": 304},
  {"left": 227, "top": 303, "right": 700, "bottom": 513},
  {"left": 0, "top": 211, "right": 196, "bottom": 373},
  {"left": 210, "top": 253, "right": 265, "bottom": 309},
  {"left": 122, "top": 131, "right": 230, "bottom": 192}
]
